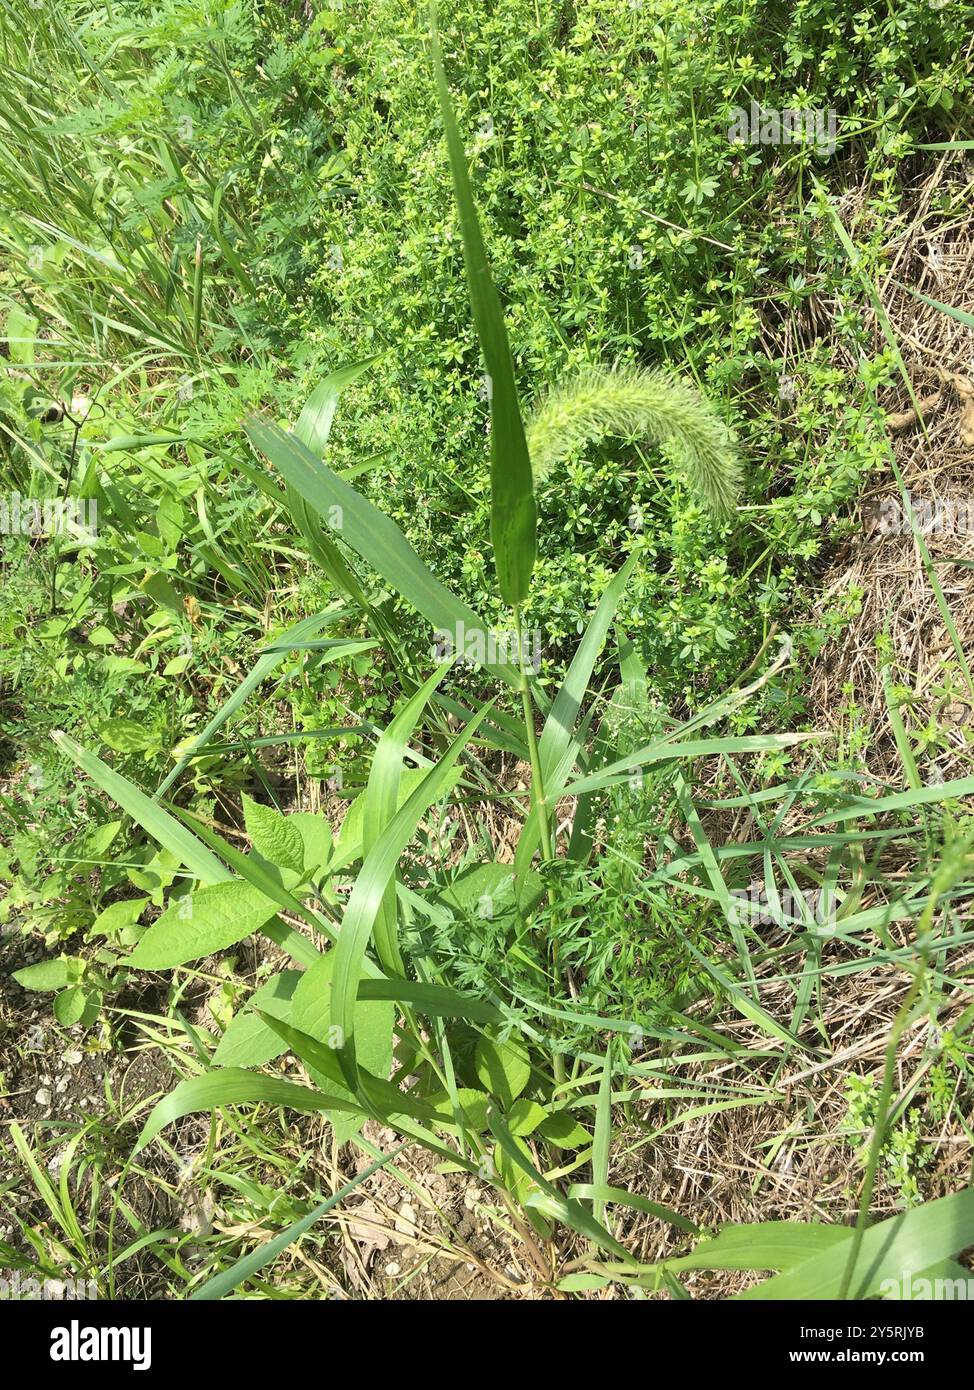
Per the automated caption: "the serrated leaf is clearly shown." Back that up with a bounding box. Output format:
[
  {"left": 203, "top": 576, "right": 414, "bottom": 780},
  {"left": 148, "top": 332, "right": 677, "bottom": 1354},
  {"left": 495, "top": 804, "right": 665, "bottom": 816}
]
[
  {"left": 242, "top": 794, "right": 305, "bottom": 876},
  {"left": 129, "top": 880, "right": 280, "bottom": 969},
  {"left": 290, "top": 813, "right": 332, "bottom": 875}
]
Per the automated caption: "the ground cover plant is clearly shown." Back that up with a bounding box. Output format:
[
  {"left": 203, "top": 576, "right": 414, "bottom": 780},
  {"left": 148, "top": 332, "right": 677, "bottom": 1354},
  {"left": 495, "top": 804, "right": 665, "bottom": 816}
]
[{"left": 2, "top": 0, "right": 974, "bottom": 1305}]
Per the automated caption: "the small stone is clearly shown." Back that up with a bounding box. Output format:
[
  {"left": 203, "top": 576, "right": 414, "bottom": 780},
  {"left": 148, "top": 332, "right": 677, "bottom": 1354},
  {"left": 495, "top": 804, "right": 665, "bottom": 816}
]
[
  {"left": 35, "top": 1087, "right": 51, "bottom": 1107},
  {"left": 394, "top": 1201, "right": 416, "bottom": 1236}
]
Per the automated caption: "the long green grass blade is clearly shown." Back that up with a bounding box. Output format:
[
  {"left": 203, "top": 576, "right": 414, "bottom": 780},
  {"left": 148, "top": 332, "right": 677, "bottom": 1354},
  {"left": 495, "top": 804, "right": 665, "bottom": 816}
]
[
  {"left": 245, "top": 418, "right": 520, "bottom": 689},
  {"left": 430, "top": 11, "right": 536, "bottom": 605}
]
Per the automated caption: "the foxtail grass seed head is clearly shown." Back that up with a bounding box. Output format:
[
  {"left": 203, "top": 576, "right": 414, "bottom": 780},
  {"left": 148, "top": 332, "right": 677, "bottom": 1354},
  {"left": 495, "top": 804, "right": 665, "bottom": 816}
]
[{"left": 525, "top": 364, "right": 741, "bottom": 518}]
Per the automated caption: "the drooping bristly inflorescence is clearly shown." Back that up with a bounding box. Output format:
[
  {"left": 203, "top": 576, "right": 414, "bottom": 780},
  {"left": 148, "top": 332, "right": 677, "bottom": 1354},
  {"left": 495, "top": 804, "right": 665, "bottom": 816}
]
[{"left": 525, "top": 363, "right": 741, "bottom": 519}]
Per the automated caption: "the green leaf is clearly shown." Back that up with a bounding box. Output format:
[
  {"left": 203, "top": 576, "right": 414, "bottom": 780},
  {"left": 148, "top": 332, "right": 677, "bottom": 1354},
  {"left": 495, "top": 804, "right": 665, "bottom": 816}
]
[
  {"left": 53, "top": 733, "right": 323, "bottom": 973},
  {"left": 426, "top": 1088, "right": 492, "bottom": 1132},
  {"left": 488, "top": 1107, "right": 630, "bottom": 1260},
  {"left": 291, "top": 952, "right": 395, "bottom": 1115},
  {"left": 430, "top": 16, "right": 536, "bottom": 605},
  {"left": 295, "top": 359, "right": 379, "bottom": 457},
  {"left": 141, "top": 572, "right": 183, "bottom": 616},
  {"left": 244, "top": 419, "right": 520, "bottom": 690},
  {"left": 361, "top": 666, "right": 447, "bottom": 974},
  {"left": 241, "top": 794, "right": 305, "bottom": 876},
  {"left": 290, "top": 813, "right": 333, "bottom": 875},
  {"left": 336, "top": 767, "right": 449, "bottom": 867},
  {"left": 439, "top": 861, "right": 544, "bottom": 920},
  {"left": 257, "top": 1011, "right": 435, "bottom": 1126},
  {"left": 474, "top": 1035, "right": 530, "bottom": 1106},
  {"left": 90, "top": 898, "right": 147, "bottom": 939},
  {"left": 129, "top": 880, "right": 280, "bottom": 970},
  {"left": 13, "top": 957, "right": 83, "bottom": 992},
  {"left": 74, "top": 819, "right": 123, "bottom": 863},
  {"left": 538, "top": 1109, "right": 592, "bottom": 1150},
  {"left": 54, "top": 986, "right": 88, "bottom": 1028},
  {"left": 212, "top": 970, "right": 302, "bottom": 1068},
  {"left": 671, "top": 1221, "right": 850, "bottom": 1275},
  {"left": 155, "top": 609, "right": 338, "bottom": 799},
  {"left": 515, "top": 553, "right": 637, "bottom": 876},
  {"left": 568, "top": 1184, "right": 701, "bottom": 1235},
  {"left": 134, "top": 1070, "right": 360, "bottom": 1155},
  {"left": 508, "top": 1098, "right": 548, "bottom": 1137},
  {"left": 356, "top": 977, "right": 501, "bottom": 1024},
  {"left": 330, "top": 700, "right": 493, "bottom": 1089},
  {"left": 733, "top": 1193, "right": 974, "bottom": 1300},
  {"left": 98, "top": 718, "right": 157, "bottom": 753}
]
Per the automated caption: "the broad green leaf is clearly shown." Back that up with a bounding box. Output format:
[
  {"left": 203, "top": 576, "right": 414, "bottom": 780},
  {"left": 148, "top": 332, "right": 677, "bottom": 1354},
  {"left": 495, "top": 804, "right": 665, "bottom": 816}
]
[
  {"left": 241, "top": 794, "right": 305, "bottom": 877},
  {"left": 290, "top": 952, "right": 395, "bottom": 1132},
  {"left": 439, "top": 861, "right": 544, "bottom": 921},
  {"left": 257, "top": 1012, "right": 435, "bottom": 1126},
  {"left": 474, "top": 1035, "right": 530, "bottom": 1107},
  {"left": 90, "top": 898, "right": 147, "bottom": 938},
  {"left": 74, "top": 819, "right": 123, "bottom": 862},
  {"left": 494, "top": 1132, "right": 539, "bottom": 1207},
  {"left": 98, "top": 717, "right": 157, "bottom": 753},
  {"left": 431, "top": 18, "right": 536, "bottom": 605},
  {"left": 537, "top": 1110, "right": 594, "bottom": 1150},
  {"left": 291, "top": 813, "right": 333, "bottom": 875},
  {"left": 13, "top": 957, "right": 83, "bottom": 992},
  {"left": 426, "top": 1088, "right": 492, "bottom": 1132},
  {"left": 212, "top": 970, "right": 302, "bottom": 1068},
  {"left": 54, "top": 986, "right": 88, "bottom": 1028},
  {"left": 129, "top": 880, "right": 280, "bottom": 969},
  {"left": 141, "top": 572, "right": 182, "bottom": 616},
  {"left": 508, "top": 1098, "right": 548, "bottom": 1137}
]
